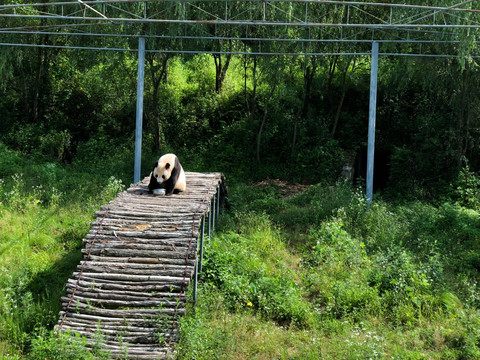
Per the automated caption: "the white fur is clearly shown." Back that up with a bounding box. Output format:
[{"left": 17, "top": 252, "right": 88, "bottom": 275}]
[{"left": 153, "top": 153, "right": 186, "bottom": 192}]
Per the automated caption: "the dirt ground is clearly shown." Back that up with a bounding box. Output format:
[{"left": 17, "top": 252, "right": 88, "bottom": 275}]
[{"left": 253, "top": 179, "right": 310, "bottom": 199}]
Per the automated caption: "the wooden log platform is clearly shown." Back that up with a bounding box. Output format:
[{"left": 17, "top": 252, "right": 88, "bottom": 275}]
[{"left": 56, "top": 172, "right": 226, "bottom": 359}]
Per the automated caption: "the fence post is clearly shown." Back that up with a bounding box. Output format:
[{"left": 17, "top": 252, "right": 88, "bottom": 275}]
[
  {"left": 367, "top": 41, "right": 379, "bottom": 207},
  {"left": 134, "top": 36, "right": 145, "bottom": 184},
  {"left": 198, "top": 216, "right": 205, "bottom": 274}
]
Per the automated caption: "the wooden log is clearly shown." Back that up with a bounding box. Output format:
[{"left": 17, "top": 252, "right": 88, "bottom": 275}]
[
  {"left": 81, "top": 241, "right": 196, "bottom": 254},
  {"left": 77, "top": 267, "right": 193, "bottom": 278},
  {"left": 91, "top": 218, "right": 201, "bottom": 227},
  {"left": 58, "top": 323, "right": 176, "bottom": 338},
  {"left": 77, "top": 262, "right": 194, "bottom": 276},
  {"left": 58, "top": 311, "right": 177, "bottom": 327},
  {"left": 85, "top": 230, "right": 198, "bottom": 240},
  {"left": 83, "top": 255, "right": 196, "bottom": 266},
  {"left": 81, "top": 242, "right": 196, "bottom": 253},
  {"left": 98, "top": 202, "right": 209, "bottom": 213},
  {"left": 65, "top": 282, "right": 187, "bottom": 298},
  {"left": 71, "top": 279, "right": 189, "bottom": 294},
  {"left": 81, "top": 248, "right": 197, "bottom": 260},
  {"left": 94, "top": 211, "right": 199, "bottom": 220},
  {"left": 57, "top": 326, "right": 178, "bottom": 344},
  {"left": 58, "top": 322, "right": 178, "bottom": 336},
  {"left": 80, "top": 339, "right": 174, "bottom": 360},
  {"left": 66, "top": 278, "right": 185, "bottom": 293},
  {"left": 82, "top": 237, "right": 196, "bottom": 248},
  {"left": 65, "top": 286, "right": 186, "bottom": 302},
  {"left": 83, "top": 235, "right": 197, "bottom": 246},
  {"left": 79, "top": 260, "right": 192, "bottom": 271},
  {"left": 71, "top": 272, "right": 192, "bottom": 284},
  {"left": 89, "top": 224, "right": 197, "bottom": 234},
  {"left": 61, "top": 295, "right": 183, "bottom": 309},
  {"left": 60, "top": 302, "right": 185, "bottom": 317}
]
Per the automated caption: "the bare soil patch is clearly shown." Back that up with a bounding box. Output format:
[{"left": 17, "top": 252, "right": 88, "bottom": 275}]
[{"left": 253, "top": 179, "right": 310, "bottom": 199}]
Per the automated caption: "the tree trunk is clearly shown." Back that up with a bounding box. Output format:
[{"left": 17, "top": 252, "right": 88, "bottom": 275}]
[
  {"left": 147, "top": 54, "right": 169, "bottom": 152},
  {"left": 256, "top": 102, "right": 268, "bottom": 163},
  {"left": 32, "top": 36, "right": 49, "bottom": 123},
  {"left": 331, "top": 57, "right": 356, "bottom": 138},
  {"left": 213, "top": 41, "right": 232, "bottom": 93},
  {"left": 292, "top": 58, "right": 317, "bottom": 157},
  {"left": 457, "top": 68, "right": 471, "bottom": 168},
  {"left": 256, "top": 73, "right": 278, "bottom": 163},
  {"left": 327, "top": 55, "right": 339, "bottom": 92},
  {"left": 249, "top": 56, "right": 258, "bottom": 126}
]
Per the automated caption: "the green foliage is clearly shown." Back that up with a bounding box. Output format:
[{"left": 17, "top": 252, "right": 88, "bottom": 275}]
[
  {"left": 303, "top": 221, "right": 380, "bottom": 321},
  {"left": 179, "top": 180, "right": 480, "bottom": 358},
  {"left": 29, "top": 329, "right": 111, "bottom": 360},
  {"left": 0, "top": 144, "right": 127, "bottom": 358},
  {"left": 454, "top": 165, "right": 480, "bottom": 211},
  {"left": 203, "top": 212, "right": 312, "bottom": 327},
  {"left": 1, "top": 40, "right": 480, "bottom": 357}
]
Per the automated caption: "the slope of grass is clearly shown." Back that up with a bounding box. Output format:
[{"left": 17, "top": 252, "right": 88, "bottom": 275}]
[
  {"left": 1, "top": 143, "right": 480, "bottom": 359},
  {"left": 178, "top": 181, "right": 480, "bottom": 359}
]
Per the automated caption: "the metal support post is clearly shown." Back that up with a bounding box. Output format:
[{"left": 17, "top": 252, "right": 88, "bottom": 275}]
[
  {"left": 198, "top": 216, "right": 205, "bottom": 274},
  {"left": 208, "top": 206, "right": 211, "bottom": 238},
  {"left": 367, "top": 41, "right": 379, "bottom": 207},
  {"left": 216, "top": 187, "right": 220, "bottom": 218},
  {"left": 193, "top": 259, "right": 198, "bottom": 304},
  {"left": 212, "top": 196, "right": 215, "bottom": 234},
  {"left": 134, "top": 36, "right": 145, "bottom": 184}
]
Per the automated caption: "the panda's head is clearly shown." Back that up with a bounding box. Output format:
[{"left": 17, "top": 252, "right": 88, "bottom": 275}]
[{"left": 153, "top": 153, "right": 176, "bottom": 183}]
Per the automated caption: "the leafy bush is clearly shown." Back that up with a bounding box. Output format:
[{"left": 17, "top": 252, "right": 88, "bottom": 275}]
[
  {"left": 290, "top": 181, "right": 365, "bottom": 223},
  {"left": 39, "top": 130, "right": 73, "bottom": 162},
  {"left": 0, "top": 146, "right": 128, "bottom": 357},
  {"left": 203, "top": 212, "right": 312, "bottom": 327},
  {"left": 453, "top": 165, "right": 480, "bottom": 211},
  {"left": 302, "top": 221, "right": 380, "bottom": 320},
  {"left": 29, "top": 329, "right": 111, "bottom": 360},
  {"left": 368, "top": 246, "right": 438, "bottom": 325}
]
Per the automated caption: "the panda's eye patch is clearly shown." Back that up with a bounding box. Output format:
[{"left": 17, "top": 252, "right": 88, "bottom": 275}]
[
  {"left": 155, "top": 174, "right": 158, "bottom": 178},
  {"left": 162, "top": 175, "right": 165, "bottom": 179}
]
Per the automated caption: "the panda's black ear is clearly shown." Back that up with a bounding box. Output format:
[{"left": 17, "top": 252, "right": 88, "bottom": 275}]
[
  {"left": 165, "top": 163, "right": 170, "bottom": 170},
  {"left": 152, "top": 161, "right": 158, "bottom": 171}
]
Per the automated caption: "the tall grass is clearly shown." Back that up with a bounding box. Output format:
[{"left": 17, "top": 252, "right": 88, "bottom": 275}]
[
  {"left": 0, "top": 145, "right": 125, "bottom": 357},
  {"left": 2, "top": 140, "right": 480, "bottom": 359},
  {"left": 178, "top": 179, "right": 480, "bottom": 359}
]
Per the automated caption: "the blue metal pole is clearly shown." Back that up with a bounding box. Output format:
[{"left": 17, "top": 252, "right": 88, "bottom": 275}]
[
  {"left": 198, "top": 215, "right": 205, "bottom": 274},
  {"left": 212, "top": 196, "right": 215, "bottom": 234},
  {"left": 216, "top": 187, "right": 220, "bottom": 217},
  {"left": 367, "top": 41, "right": 379, "bottom": 207},
  {"left": 134, "top": 36, "right": 145, "bottom": 184}
]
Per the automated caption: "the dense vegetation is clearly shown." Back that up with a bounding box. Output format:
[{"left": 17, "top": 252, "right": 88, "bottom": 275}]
[
  {"left": 1, "top": 19, "right": 480, "bottom": 358},
  {"left": 1, "top": 148, "right": 480, "bottom": 358}
]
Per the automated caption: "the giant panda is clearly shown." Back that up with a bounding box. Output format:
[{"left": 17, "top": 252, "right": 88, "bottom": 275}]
[{"left": 148, "top": 153, "right": 186, "bottom": 195}]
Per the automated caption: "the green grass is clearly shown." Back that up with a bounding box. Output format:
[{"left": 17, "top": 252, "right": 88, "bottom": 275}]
[
  {"left": 178, "top": 180, "right": 480, "bottom": 359},
  {"left": 0, "top": 144, "right": 126, "bottom": 358},
  {"left": 1, "top": 142, "right": 480, "bottom": 359}
]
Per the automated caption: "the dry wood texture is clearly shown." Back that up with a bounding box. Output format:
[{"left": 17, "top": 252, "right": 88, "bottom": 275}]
[{"left": 56, "top": 172, "right": 225, "bottom": 359}]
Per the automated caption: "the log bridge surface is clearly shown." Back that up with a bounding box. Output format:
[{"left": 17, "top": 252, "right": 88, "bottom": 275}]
[{"left": 55, "top": 172, "right": 226, "bottom": 359}]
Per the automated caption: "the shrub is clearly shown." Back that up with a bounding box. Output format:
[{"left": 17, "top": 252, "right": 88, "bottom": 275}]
[
  {"left": 368, "top": 246, "right": 439, "bottom": 325},
  {"left": 453, "top": 165, "right": 480, "bottom": 211},
  {"left": 303, "top": 221, "right": 380, "bottom": 320},
  {"left": 29, "top": 329, "right": 111, "bottom": 360},
  {"left": 203, "top": 212, "right": 312, "bottom": 327}
]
